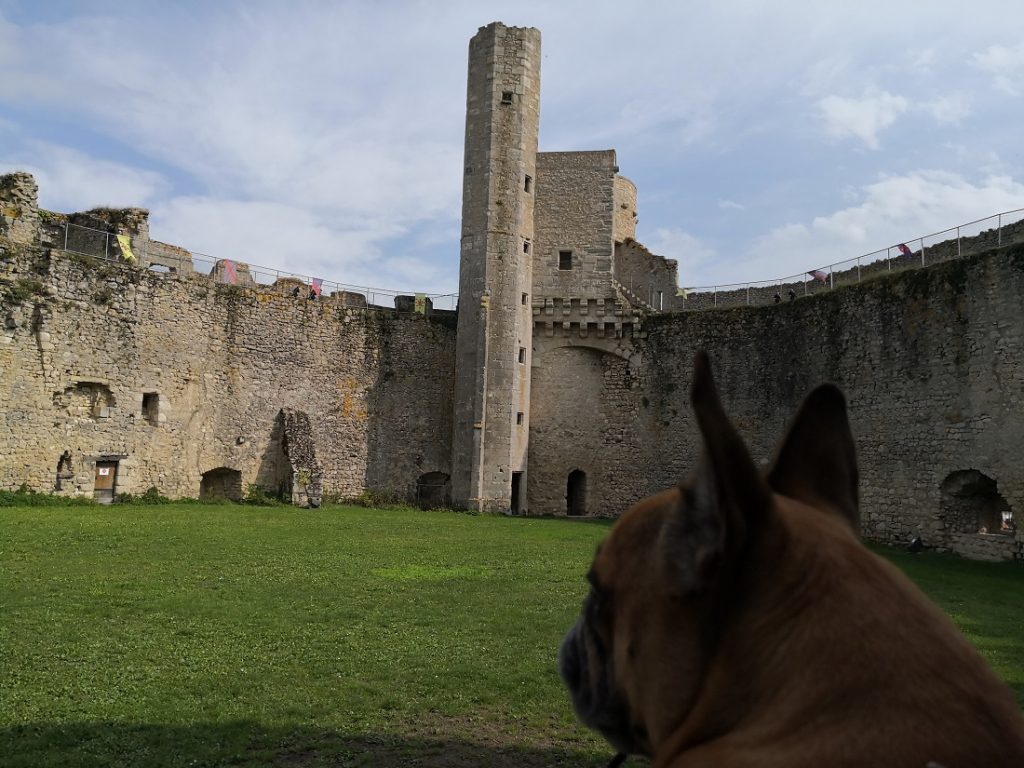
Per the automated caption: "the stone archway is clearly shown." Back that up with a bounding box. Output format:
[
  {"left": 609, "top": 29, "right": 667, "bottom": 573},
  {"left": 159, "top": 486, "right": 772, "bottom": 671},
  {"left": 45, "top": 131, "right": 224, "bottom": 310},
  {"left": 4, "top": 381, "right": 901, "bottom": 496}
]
[
  {"left": 200, "top": 467, "right": 243, "bottom": 501},
  {"left": 940, "top": 470, "right": 1013, "bottom": 535}
]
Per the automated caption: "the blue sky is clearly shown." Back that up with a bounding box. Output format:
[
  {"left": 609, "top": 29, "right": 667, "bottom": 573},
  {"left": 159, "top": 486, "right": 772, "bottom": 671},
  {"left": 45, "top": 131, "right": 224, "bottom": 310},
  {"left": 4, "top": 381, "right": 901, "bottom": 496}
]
[{"left": 1, "top": 0, "right": 1022, "bottom": 293}]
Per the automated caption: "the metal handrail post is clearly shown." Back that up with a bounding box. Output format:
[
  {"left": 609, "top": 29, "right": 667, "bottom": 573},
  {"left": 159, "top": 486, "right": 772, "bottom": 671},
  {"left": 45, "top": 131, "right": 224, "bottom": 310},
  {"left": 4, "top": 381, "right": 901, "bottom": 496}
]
[
  {"left": 957, "top": 227, "right": 961, "bottom": 259},
  {"left": 746, "top": 286, "right": 750, "bottom": 305},
  {"left": 63, "top": 223, "right": 69, "bottom": 251},
  {"left": 714, "top": 287, "right": 718, "bottom": 307},
  {"left": 998, "top": 214, "right": 1002, "bottom": 247},
  {"left": 857, "top": 256, "right": 861, "bottom": 282},
  {"left": 104, "top": 231, "right": 109, "bottom": 260},
  {"left": 920, "top": 238, "right": 925, "bottom": 267}
]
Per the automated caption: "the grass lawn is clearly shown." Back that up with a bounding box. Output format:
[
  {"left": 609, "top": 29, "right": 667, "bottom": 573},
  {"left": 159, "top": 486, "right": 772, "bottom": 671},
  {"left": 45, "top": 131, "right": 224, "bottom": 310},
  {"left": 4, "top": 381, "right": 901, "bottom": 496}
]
[{"left": 1, "top": 503, "right": 1022, "bottom": 767}]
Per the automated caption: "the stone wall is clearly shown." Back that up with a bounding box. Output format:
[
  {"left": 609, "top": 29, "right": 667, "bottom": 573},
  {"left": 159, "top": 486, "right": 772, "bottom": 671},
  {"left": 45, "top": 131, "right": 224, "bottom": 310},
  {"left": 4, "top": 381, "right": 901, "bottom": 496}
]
[
  {"left": 633, "top": 244, "right": 1024, "bottom": 559},
  {"left": 612, "top": 175, "right": 637, "bottom": 243},
  {"left": 680, "top": 216, "right": 1024, "bottom": 311},
  {"left": 0, "top": 173, "right": 40, "bottom": 245},
  {"left": 523, "top": 240, "right": 1024, "bottom": 560},
  {"left": 533, "top": 151, "right": 618, "bottom": 299},
  {"left": 527, "top": 340, "right": 661, "bottom": 517},
  {"left": 0, "top": 240, "right": 456, "bottom": 503},
  {"left": 614, "top": 238, "right": 682, "bottom": 312}
]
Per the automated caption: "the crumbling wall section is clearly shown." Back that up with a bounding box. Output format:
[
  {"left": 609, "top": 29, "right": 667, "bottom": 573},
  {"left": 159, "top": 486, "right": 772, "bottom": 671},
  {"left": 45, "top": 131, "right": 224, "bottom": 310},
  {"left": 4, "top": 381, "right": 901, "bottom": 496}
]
[
  {"left": 0, "top": 241, "right": 456, "bottom": 502},
  {"left": 280, "top": 408, "right": 324, "bottom": 507},
  {"left": 0, "top": 172, "right": 40, "bottom": 245},
  {"left": 614, "top": 238, "right": 681, "bottom": 312}
]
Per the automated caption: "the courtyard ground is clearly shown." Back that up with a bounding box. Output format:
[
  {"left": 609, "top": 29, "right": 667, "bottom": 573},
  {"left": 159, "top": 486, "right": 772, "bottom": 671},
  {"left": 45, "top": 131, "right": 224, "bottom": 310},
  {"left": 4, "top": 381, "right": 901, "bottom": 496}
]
[{"left": 1, "top": 503, "right": 1021, "bottom": 767}]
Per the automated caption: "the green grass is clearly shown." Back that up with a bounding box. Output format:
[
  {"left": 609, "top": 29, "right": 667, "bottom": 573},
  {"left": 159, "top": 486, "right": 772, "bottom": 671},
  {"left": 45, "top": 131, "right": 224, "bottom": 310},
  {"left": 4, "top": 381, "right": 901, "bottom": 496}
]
[{"left": 0, "top": 504, "right": 1021, "bottom": 767}]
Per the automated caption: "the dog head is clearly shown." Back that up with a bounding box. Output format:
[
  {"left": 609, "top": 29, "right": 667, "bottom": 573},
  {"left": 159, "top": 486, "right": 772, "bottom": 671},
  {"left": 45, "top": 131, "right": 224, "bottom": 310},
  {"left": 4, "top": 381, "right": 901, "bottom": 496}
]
[{"left": 558, "top": 351, "right": 859, "bottom": 758}]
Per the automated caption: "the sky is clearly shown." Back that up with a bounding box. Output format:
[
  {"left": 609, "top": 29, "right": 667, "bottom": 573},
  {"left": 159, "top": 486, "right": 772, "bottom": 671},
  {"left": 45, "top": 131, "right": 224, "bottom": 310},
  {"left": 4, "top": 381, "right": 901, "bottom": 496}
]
[{"left": 1, "top": 0, "right": 1022, "bottom": 294}]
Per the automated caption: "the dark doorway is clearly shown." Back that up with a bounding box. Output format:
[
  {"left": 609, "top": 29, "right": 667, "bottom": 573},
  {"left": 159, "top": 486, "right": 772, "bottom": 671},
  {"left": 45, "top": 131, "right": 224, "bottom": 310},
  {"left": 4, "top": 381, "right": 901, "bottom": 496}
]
[
  {"left": 511, "top": 472, "right": 523, "bottom": 515},
  {"left": 567, "top": 469, "right": 586, "bottom": 517},
  {"left": 416, "top": 472, "right": 451, "bottom": 509},
  {"left": 200, "top": 467, "right": 243, "bottom": 501},
  {"left": 93, "top": 461, "right": 118, "bottom": 504}
]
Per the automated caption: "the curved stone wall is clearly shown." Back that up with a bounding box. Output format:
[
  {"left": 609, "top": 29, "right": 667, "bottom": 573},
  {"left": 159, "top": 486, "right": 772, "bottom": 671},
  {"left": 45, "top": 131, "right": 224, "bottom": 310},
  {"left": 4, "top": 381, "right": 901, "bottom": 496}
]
[{"left": 635, "top": 243, "right": 1024, "bottom": 559}]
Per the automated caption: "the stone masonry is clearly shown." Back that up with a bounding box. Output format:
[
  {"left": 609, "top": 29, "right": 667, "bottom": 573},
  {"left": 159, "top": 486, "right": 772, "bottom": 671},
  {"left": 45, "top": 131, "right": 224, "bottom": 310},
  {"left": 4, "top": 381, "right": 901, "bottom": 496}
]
[{"left": 451, "top": 23, "right": 541, "bottom": 512}]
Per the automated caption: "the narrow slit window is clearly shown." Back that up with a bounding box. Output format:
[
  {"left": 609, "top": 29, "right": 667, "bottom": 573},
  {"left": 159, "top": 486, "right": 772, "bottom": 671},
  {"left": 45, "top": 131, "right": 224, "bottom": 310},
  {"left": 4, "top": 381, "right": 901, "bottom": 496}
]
[
  {"left": 523, "top": 239, "right": 531, "bottom": 254},
  {"left": 524, "top": 175, "right": 533, "bottom": 193},
  {"left": 518, "top": 347, "right": 526, "bottom": 364},
  {"left": 558, "top": 250, "right": 572, "bottom": 270},
  {"left": 521, "top": 292, "right": 528, "bottom": 305},
  {"left": 501, "top": 91, "right": 514, "bottom": 104},
  {"left": 516, "top": 412, "right": 524, "bottom": 425}
]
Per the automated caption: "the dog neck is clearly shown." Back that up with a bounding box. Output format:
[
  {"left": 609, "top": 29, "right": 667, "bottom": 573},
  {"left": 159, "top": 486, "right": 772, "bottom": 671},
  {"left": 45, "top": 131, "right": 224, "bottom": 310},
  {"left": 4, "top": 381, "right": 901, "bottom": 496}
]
[{"left": 650, "top": 500, "right": 856, "bottom": 763}]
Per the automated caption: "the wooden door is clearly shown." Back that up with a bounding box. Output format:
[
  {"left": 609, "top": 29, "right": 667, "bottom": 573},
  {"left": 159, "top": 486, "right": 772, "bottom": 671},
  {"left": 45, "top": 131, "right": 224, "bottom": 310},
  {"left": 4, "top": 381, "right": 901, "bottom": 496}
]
[{"left": 94, "top": 461, "right": 118, "bottom": 504}]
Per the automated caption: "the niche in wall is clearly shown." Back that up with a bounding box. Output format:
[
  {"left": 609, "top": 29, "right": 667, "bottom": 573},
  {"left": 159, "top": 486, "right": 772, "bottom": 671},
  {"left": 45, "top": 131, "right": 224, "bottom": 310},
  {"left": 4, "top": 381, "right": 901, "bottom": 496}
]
[
  {"left": 940, "top": 469, "right": 1014, "bottom": 535},
  {"left": 53, "top": 382, "right": 115, "bottom": 419}
]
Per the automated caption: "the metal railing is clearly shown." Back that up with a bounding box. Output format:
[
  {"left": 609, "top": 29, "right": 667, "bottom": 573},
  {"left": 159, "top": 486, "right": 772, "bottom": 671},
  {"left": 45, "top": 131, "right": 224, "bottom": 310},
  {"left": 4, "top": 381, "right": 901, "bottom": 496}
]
[
  {"left": 679, "top": 208, "right": 1024, "bottom": 311},
  {"left": 37, "top": 205, "right": 1024, "bottom": 315},
  {"left": 44, "top": 216, "right": 459, "bottom": 312}
]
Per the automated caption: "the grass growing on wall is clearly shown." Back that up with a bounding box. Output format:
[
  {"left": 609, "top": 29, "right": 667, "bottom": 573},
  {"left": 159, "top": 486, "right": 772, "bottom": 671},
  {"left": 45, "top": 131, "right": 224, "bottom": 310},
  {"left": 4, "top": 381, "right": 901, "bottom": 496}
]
[{"left": 1, "top": 504, "right": 1021, "bottom": 767}]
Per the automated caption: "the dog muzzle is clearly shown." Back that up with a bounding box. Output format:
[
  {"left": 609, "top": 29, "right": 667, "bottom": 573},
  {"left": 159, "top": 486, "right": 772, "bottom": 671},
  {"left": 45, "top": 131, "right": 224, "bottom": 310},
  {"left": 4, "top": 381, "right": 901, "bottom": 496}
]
[{"left": 559, "top": 619, "right": 648, "bottom": 759}]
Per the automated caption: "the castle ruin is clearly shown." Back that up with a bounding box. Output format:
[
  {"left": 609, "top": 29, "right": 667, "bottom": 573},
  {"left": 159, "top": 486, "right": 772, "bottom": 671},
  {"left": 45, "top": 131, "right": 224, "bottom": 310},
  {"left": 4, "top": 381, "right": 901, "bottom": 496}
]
[{"left": 2, "top": 23, "right": 1023, "bottom": 561}]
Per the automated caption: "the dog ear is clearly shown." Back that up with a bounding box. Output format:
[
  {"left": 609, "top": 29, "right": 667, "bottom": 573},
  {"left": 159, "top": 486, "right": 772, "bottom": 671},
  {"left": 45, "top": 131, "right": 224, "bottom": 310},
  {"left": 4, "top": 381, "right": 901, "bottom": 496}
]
[
  {"left": 767, "top": 384, "right": 859, "bottom": 532},
  {"left": 662, "top": 352, "right": 772, "bottom": 594}
]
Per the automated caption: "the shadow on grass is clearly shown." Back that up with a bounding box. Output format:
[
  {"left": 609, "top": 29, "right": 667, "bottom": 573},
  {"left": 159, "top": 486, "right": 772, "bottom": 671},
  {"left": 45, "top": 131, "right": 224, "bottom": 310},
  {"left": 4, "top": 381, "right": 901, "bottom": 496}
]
[{"left": 1, "top": 721, "right": 625, "bottom": 768}]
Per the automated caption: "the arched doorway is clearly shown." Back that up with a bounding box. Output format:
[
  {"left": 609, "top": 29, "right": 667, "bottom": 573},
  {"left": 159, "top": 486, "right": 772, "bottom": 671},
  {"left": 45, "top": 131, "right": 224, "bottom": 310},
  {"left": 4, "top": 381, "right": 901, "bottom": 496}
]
[
  {"left": 567, "top": 469, "right": 587, "bottom": 517},
  {"left": 200, "top": 467, "right": 243, "bottom": 501}
]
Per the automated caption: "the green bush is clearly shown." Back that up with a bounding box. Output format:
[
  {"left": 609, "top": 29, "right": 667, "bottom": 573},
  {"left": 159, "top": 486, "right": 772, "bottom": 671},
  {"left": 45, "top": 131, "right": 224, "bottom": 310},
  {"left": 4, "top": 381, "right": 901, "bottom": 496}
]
[
  {"left": 115, "top": 486, "right": 175, "bottom": 505},
  {"left": 345, "top": 488, "right": 411, "bottom": 509},
  {"left": 0, "top": 485, "right": 95, "bottom": 507},
  {"left": 243, "top": 483, "right": 284, "bottom": 506}
]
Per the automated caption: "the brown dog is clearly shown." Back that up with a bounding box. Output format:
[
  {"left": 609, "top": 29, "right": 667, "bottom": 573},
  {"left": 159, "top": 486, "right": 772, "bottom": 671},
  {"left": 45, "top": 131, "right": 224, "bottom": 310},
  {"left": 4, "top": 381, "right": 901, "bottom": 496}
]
[{"left": 559, "top": 352, "right": 1024, "bottom": 767}]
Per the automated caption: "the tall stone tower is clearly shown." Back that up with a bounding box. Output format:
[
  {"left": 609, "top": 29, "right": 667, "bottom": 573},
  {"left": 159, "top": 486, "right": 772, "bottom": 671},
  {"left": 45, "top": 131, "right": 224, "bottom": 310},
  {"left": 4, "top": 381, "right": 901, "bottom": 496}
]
[{"left": 451, "top": 22, "right": 541, "bottom": 513}]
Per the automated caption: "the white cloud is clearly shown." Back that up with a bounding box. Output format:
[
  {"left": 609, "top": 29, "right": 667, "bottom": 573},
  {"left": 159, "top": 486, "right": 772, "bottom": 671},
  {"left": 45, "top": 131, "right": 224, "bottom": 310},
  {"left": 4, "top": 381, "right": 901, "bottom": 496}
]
[
  {"left": 645, "top": 228, "right": 718, "bottom": 285},
  {"left": 973, "top": 42, "right": 1024, "bottom": 95},
  {"left": 921, "top": 94, "right": 971, "bottom": 124},
  {"left": 0, "top": 143, "right": 168, "bottom": 211},
  {"left": 1, "top": 3, "right": 1022, "bottom": 295},
  {"left": 734, "top": 171, "right": 1024, "bottom": 284},
  {"left": 150, "top": 196, "right": 456, "bottom": 295},
  {"left": 818, "top": 89, "right": 908, "bottom": 149},
  {"left": 907, "top": 48, "right": 937, "bottom": 75}
]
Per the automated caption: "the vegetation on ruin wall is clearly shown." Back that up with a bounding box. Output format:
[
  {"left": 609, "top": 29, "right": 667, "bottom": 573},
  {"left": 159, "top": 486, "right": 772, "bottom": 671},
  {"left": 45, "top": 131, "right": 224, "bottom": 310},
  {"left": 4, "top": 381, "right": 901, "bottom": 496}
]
[{"left": 1, "top": 504, "right": 1022, "bottom": 767}]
